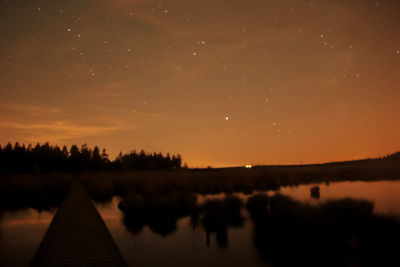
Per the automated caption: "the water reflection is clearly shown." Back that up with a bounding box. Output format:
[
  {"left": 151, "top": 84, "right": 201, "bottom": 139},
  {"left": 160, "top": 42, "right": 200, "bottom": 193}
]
[
  {"left": 97, "top": 198, "right": 264, "bottom": 267},
  {"left": 197, "top": 180, "right": 400, "bottom": 216},
  {"left": 247, "top": 193, "right": 400, "bottom": 266},
  {"left": 310, "top": 185, "right": 320, "bottom": 199},
  {"left": 118, "top": 193, "right": 246, "bottom": 248},
  {"left": 118, "top": 192, "right": 197, "bottom": 236},
  {"left": 280, "top": 180, "right": 400, "bottom": 215},
  {"left": 200, "top": 196, "right": 244, "bottom": 248},
  {"left": 1, "top": 180, "right": 400, "bottom": 266},
  {"left": 96, "top": 180, "right": 400, "bottom": 266},
  {"left": 0, "top": 209, "right": 56, "bottom": 267},
  {"left": 0, "top": 183, "right": 65, "bottom": 266}
]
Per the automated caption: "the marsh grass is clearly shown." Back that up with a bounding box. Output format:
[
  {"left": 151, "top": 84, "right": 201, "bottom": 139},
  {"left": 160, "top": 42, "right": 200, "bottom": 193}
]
[
  {"left": 1, "top": 160, "right": 399, "bottom": 214},
  {"left": 81, "top": 160, "right": 400, "bottom": 202},
  {"left": 0, "top": 173, "right": 70, "bottom": 212}
]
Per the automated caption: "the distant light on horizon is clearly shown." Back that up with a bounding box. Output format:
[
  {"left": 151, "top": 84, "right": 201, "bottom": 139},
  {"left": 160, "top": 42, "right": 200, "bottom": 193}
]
[{"left": 245, "top": 164, "right": 252, "bottom": 169}]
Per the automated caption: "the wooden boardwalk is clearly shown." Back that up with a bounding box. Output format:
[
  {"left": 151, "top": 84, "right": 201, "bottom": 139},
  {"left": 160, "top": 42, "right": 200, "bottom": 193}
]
[{"left": 30, "top": 181, "right": 127, "bottom": 267}]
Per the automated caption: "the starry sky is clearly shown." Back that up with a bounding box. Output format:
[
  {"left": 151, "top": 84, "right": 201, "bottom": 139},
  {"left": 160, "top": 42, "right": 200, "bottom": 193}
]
[{"left": 1, "top": 0, "right": 400, "bottom": 167}]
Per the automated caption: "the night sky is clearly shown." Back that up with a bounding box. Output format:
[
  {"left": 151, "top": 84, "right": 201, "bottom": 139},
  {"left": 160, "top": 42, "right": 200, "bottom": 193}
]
[{"left": 1, "top": 0, "right": 399, "bottom": 167}]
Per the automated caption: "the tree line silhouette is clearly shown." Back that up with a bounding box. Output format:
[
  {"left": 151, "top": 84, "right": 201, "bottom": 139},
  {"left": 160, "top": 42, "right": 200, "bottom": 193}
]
[{"left": 0, "top": 142, "right": 182, "bottom": 174}]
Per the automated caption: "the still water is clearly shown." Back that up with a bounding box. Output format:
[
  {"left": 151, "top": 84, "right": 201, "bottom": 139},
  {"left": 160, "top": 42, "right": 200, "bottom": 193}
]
[
  {"left": 96, "top": 198, "right": 264, "bottom": 267},
  {"left": 97, "top": 180, "right": 400, "bottom": 266},
  {"left": 0, "top": 209, "right": 55, "bottom": 266},
  {"left": 1, "top": 180, "right": 400, "bottom": 266}
]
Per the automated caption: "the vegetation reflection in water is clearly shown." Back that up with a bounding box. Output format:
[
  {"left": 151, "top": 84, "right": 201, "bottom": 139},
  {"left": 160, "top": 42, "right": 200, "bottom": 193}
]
[
  {"left": 2, "top": 179, "right": 400, "bottom": 266},
  {"left": 111, "top": 185, "right": 400, "bottom": 267}
]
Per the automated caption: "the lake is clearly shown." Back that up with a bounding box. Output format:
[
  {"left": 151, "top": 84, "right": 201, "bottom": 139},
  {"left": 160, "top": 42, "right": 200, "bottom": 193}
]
[{"left": 2, "top": 180, "right": 400, "bottom": 266}]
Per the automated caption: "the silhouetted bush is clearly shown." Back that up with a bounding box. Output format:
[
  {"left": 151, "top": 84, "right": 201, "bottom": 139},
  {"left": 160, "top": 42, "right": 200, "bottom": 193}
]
[
  {"left": 0, "top": 174, "right": 70, "bottom": 212},
  {"left": 118, "top": 192, "right": 197, "bottom": 236},
  {"left": 310, "top": 185, "right": 320, "bottom": 199}
]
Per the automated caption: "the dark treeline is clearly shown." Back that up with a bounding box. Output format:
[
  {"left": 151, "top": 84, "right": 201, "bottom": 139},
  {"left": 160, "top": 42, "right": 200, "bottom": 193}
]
[
  {"left": 288, "top": 151, "right": 400, "bottom": 167},
  {"left": 385, "top": 151, "right": 400, "bottom": 160},
  {"left": 0, "top": 142, "right": 182, "bottom": 174}
]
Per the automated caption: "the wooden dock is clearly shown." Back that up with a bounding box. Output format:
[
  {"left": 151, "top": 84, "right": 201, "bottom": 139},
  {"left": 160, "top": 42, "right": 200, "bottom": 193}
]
[{"left": 30, "top": 181, "right": 127, "bottom": 267}]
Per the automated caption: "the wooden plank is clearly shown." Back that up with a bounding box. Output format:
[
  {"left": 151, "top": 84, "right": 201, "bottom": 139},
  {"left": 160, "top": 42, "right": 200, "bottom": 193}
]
[{"left": 30, "top": 181, "right": 127, "bottom": 267}]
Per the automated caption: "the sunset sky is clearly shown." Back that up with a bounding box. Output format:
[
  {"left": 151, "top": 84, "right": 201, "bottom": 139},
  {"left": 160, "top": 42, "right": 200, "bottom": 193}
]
[{"left": 1, "top": 0, "right": 400, "bottom": 167}]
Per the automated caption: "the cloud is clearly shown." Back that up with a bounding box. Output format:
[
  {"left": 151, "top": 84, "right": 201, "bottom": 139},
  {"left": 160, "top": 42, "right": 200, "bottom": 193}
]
[
  {"left": 0, "top": 121, "right": 121, "bottom": 143},
  {"left": 0, "top": 103, "right": 61, "bottom": 116}
]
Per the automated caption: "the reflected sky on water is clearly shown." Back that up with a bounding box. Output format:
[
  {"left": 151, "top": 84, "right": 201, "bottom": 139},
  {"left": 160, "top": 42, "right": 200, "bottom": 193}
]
[{"left": 2, "top": 180, "right": 400, "bottom": 266}]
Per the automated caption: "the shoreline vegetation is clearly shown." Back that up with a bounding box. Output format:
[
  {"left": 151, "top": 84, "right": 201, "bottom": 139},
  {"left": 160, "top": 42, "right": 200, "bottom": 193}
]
[
  {"left": 0, "top": 146, "right": 398, "bottom": 212},
  {"left": 0, "top": 142, "right": 399, "bottom": 212}
]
